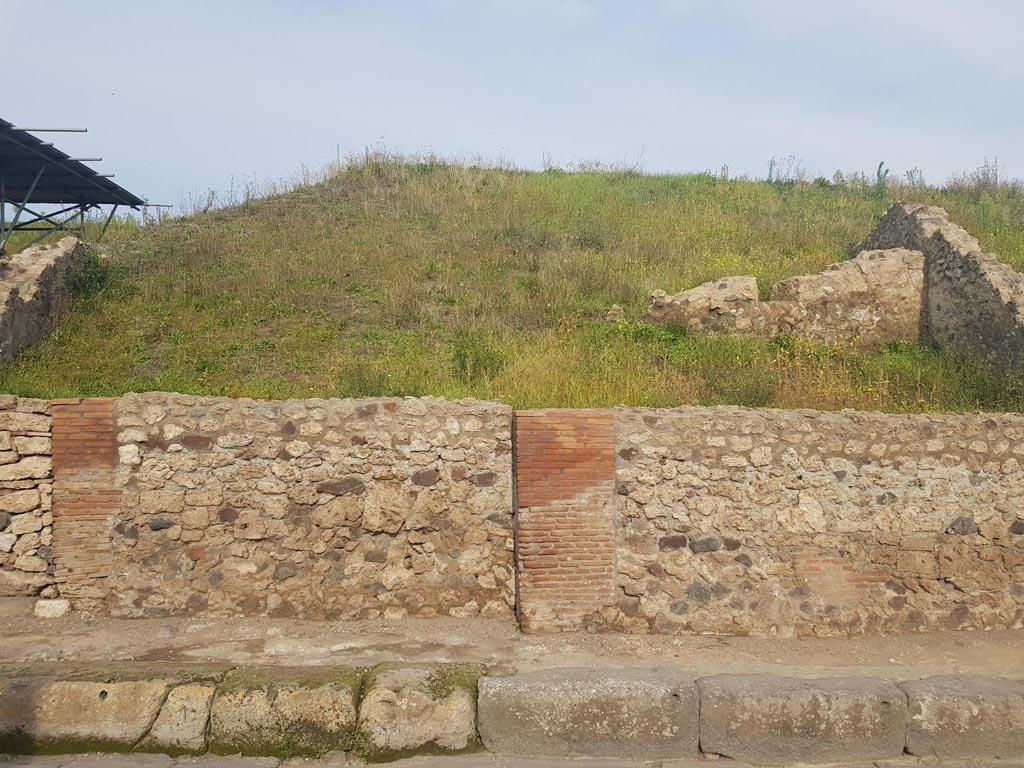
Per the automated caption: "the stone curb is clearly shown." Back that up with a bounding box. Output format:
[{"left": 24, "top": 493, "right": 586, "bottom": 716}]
[
  {"left": 478, "top": 669, "right": 1024, "bottom": 764},
  {"left": 0, "top": 662, "right": 485, "bottom": 763},
  {"left": 478, "top": 667, "right": 699, "bottom": 759},
  {"left": 1, "top": 665, "right": 1022, "bottom": 764}
]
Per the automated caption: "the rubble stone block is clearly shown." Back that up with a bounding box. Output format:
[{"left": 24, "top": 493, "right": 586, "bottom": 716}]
[
  {"left": 208, "top": 667, "right": 360, "bottom": 756},
  {"left": 359, "top": 663, "right": 482, "bottom": 760},
  {"left": 33, "top": 598, "right": 70, "bottom": 618}
]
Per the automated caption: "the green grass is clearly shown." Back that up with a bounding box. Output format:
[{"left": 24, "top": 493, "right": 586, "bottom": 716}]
[{"left": 3, "top": 155, "right": 1024, "bottom": 412}]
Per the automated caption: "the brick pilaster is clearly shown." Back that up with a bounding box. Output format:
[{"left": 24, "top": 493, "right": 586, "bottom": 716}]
[
  {"left": 50, "top": 398, "right": 119, "bottom": 600},
  {"left": 513, "top": 409, "right": 615, "bottom": 632}
]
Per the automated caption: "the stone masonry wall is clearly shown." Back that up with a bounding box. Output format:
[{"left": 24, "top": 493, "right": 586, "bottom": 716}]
[
  {"left": 858, "top": 202, "right": 1024, "bottom": 368},
  {"left": 103, "top": 393, "right": 514, "bottom": 618},
  {"left": 0, "top": 237, "right": 90, "bottom": 361},
  {"left": 608, "top": 406, "right": 1024, "bottom": 637},
  {"left": 0, "top": 396, "right": 54, "bottom": 597}
]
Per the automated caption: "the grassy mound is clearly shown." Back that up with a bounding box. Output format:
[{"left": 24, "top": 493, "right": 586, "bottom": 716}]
[{"left": 3, "top": 157, "right": 1024, "bottom": 412}]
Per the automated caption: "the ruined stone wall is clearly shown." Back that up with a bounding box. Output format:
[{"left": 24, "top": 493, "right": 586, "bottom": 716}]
[
  {"left": 0, "top": 237, "right": 90, "bottom": 361},
  {"left": 858, "top": 202, "right": 1024, "bottom": 368},
  {"left": 0, "top": 396, "right": 54, "bottom": 597},
  {"left": 101, "top": 393, "right": 514, "bottom": 618},
  {"left": 646, "top": 248, "right": 924, "bottom": 346},
  {"left": 609, "top": 406, "right": 1024, "bottom": 637}
]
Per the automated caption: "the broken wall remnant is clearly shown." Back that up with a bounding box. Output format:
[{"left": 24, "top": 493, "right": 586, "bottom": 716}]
[
  {"left": 858, "top": 202, "right": 1024, "bottom": 368},
  {"left": 647, "top": 202, "right": 1024, "bottom": 366},
  {"left": 647, "top": 248, "right": 924, "bottom": 346},
  {"left": 0, "top": 237, "right": 90, "bottom": 361}
]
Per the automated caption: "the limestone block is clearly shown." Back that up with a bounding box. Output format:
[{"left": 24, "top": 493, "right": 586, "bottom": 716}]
[
  {"left": 0, "top": 456, "right": 51, "bottom": 482},
  {"left": 360, "top": 663, "right": 482, "bottom": 759},
  {"left": 142, "top": 683, "right": 216, "bottom": 754},
  {"left": 0, "top": 679, "right": 171, "bottom": 749},
  {"left": 208, "top": 667, "right": 359, "bottom": 756},
  {"left": 698, "top": 674, "right": 907, "bottom": 765},
  {"left": 478, "top": 668, "right": 698, "bottom": 759},
  {"left": 0, "top": 412, "right": 50, "bottom": 434},
  {"left": 33, "top": 598, "right": 70, "bottom": 618},
  {"left": 13, "top": 554, "right": 48, "bottom": 572},
  {"left": 362, "top": 483, "right": 408, "bottom": 534},
  {"left": 0, "top": 568, "right": 51, "bottom": 596},
  {"left": 902, "top": 675, "right": 1024, "bottom": 759},
  {"left": 13, "top": 436, "right": 50, "bottom": 455},
  {"left": 9, "top": 512, "right": 43, "bottom": 536},
  {"left": 0, "top": 489, "right": 41, "bottom": 514}
]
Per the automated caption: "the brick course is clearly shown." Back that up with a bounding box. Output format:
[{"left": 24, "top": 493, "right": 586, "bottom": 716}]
[
  {"left": 50, "top": 398, "right": 119, "bottom": 598},
  {"left": 513, "top": 409, "right": 616, "bottom": 632}
]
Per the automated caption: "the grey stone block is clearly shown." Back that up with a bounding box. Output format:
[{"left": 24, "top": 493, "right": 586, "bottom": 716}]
[
  {"left": 902, "top": 675, "right": 1024, "bottom": 759},
  {"left": 477, "top": 667, "right": 699, "bottom": 759},
  {"left": 698, "top": 674, "right": 907, "bottom": 765}
]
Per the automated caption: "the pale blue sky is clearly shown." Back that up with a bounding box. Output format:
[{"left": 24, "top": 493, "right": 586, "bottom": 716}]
[{"left": 4, "top": 0, "right": 1023, "bottom": 210}]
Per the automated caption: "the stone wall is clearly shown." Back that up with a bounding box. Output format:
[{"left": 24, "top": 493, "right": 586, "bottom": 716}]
[
  {"left": 0, "top": 237, "right": 89, "bottom": 361},
  {"left": 859, "top": 202, "right": 1024, "bottom": 367},
  {"left": 100, "top": 393, "right": 514, "bottom": 618},
  {"left": 646, "top": 248, "right": 924, "bottom": 346},
  {"left": 8, "top": 390, "right": 1024, "bottom": 638},
  {"left": 608, "top": 406, "right": 1024, "bottom": 637},
  {"left": 0, "top": 396, "right": 54, "bottom": 597}
]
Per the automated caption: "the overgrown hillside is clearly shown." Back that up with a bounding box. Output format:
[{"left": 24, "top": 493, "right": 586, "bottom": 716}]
[{"left": 3, "top": 157, "right": 1024, "bottom": 411}]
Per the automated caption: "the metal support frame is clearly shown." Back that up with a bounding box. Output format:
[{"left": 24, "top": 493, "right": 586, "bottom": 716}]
[
  {"left": 0, "top": 166, "right": 121, "bottom": 254},
  {"left": 0, "top": 122, "right": 145, "bottom": 256},
  {"left": 0, "top": 164, "right": 46, "bottom": 255}
]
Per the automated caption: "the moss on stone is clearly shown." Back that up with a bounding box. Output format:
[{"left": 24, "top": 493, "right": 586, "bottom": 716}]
[
  {"left": 423, "top": 663, "right": 486, "bottom": 701},
  {"left": 217, "top": 665, "right": 366, "bottom": 692}
]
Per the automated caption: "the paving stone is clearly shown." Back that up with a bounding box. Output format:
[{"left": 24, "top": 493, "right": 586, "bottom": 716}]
[
  {"left": 902, "top": 675, "right": 1024, "bottom": 759},
  {"left": 477, "top": 667, "right": 699, "bottom": 759},
  {"left": 698, "top": 674, "right": 907, "bottom": 765}
]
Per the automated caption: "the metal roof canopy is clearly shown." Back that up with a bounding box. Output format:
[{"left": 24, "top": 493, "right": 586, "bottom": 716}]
[{"left": 0, "top": 116, "right": 146, "bottom": 254}]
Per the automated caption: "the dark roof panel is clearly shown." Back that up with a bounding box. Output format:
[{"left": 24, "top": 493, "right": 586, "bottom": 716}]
[{"left": 0, "top": 117, "right": 146, "bottom": 207}]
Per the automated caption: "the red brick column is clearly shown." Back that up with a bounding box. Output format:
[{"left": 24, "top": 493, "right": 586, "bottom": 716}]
[
  {"left": 50, "top": 398, "right": 120, "bottom": 601},
  {"left": 513, "top": 409, "right": 616, "bottom": 632}
]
